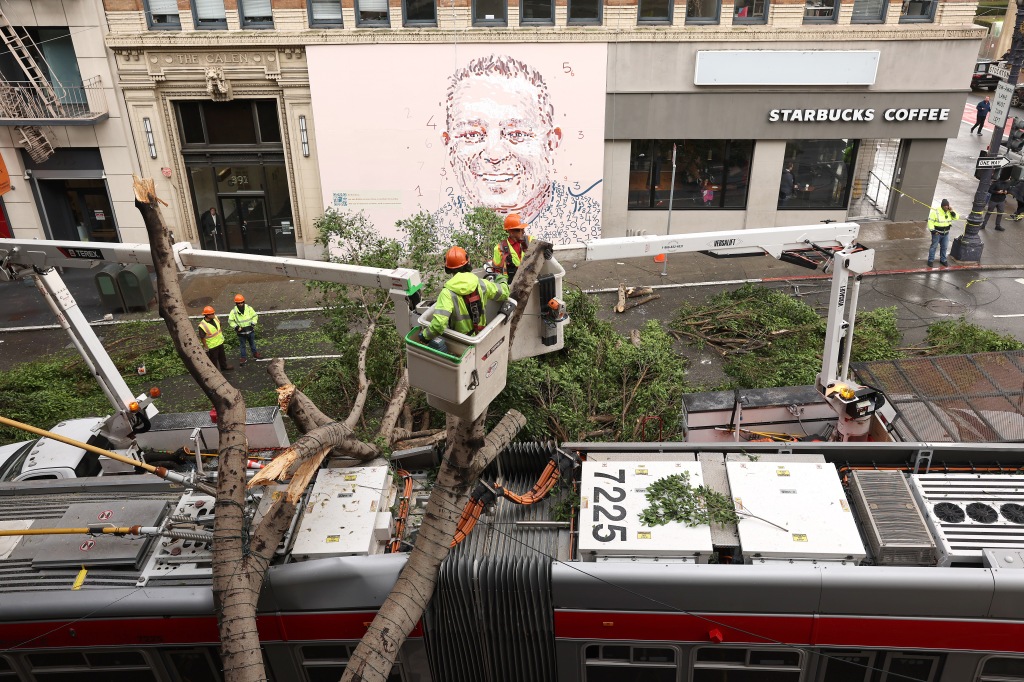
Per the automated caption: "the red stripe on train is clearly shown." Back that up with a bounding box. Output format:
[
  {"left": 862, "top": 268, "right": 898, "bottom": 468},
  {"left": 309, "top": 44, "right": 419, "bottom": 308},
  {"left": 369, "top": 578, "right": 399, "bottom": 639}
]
[
  {"left": 0, "top": 613, "right": 423, "bottom": 650},
  {"left": 554, "top": 611, "right": 1024, "bottom": 652}
]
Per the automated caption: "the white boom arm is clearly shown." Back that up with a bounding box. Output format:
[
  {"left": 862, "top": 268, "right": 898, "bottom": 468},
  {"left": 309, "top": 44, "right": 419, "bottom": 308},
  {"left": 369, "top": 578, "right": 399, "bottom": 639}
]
[{"left": 583, "top": 222, "right": 880, "bottom": 441}]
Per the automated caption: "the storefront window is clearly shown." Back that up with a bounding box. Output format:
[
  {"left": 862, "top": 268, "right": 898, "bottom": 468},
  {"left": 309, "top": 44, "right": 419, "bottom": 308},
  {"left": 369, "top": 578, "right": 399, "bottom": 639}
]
[
  {"left": 686, "top": 0, "right": 719, "bottom": 23},
  {"left": 629, "top": 139, "right": 753, "bottom": 210},
  {"left": 734, "top": 0, "right": 767, "bottom": 21},
  {"left": 779, "top": 139, "right": 858, "bottom": 210}
]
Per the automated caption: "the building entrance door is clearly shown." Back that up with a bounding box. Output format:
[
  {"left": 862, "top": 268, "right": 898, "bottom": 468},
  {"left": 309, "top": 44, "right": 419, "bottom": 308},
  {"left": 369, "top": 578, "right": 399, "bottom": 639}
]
[{"left": 220, "top": 196, "right": 271, "bottom": 256}]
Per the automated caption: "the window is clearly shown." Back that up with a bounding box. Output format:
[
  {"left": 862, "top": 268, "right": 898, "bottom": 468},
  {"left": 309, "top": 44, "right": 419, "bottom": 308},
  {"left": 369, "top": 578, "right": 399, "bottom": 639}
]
[
  {"left": 900, "top": 0, "right": 934, "bottom": 21},
  {"left": 686, "top": 0, "right": 719, "bottom": 22},
  {"left": 817, "top": 651, "right": 943, "bottom": 682},
  {"left": 779, "top": 139, "right": 858, "bottom": 210},
  {"left": 851, "top": 0, "right": 886, "bottom": 22},
  {"left": 473, "top": 0, "right": 507, "bottom": 25},
  {"left": 309, "top": 0, "right": 343, "bottom": 25},
  {"left": 145, "top": 0, "right": 181, "bottom": 28},
  {"left": 584, "top": 644, "right": 678, "bottom": 681},
  {"left": 299, "top": 645, "right": 403, "bottom": 682},
  {"left": 163, "top": 648, "right": 223, "bottom": 682},
  {"left": 193, "top": 0, "right": 227, "bottom": 28},
  {"left": 639, "top": 0, "right": 672, "bottom": 22},
  {"left": 0, "top": 656, "right": 17, "bottom": 680},
  {"left": 26, "top": 649, "right": 156, "bottom": 682},
  {"left": 240, "top": 0, "right": 274, "bottom": 26},
  {"left": 804, "top": 0, "right": 836, "bottom": 21},
  {"left": 403, "top": 0, "right": 436, "bottom": 24},
  {"left": 979, "top": 656, "right": 1024, "bottom": 681},
  {"left": 176, "top": 100, "right": 284, "bottom": 147},
  {"left": 522, "top": 0, "right": 554, "bottom": 24},
  {"left": 569, "top": 0, "right": 601, "bottom": 22},
  {"left": 733, "top": 0, "right": 766, "bottom": 22},
  {"left": 629, "top": 139, "right": 754, "bottom": 210},
  {"left": 693, "top": 646, "right": 802, "bottom": 681},
  {"left": 356, "top": 0, "right": 389, "bottom": 25}
]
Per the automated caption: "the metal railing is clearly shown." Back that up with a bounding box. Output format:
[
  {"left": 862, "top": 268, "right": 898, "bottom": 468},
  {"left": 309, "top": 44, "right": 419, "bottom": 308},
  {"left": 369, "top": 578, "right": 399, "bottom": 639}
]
[{"left": 0, "top": 75, "right": 107, "bottom": 124}]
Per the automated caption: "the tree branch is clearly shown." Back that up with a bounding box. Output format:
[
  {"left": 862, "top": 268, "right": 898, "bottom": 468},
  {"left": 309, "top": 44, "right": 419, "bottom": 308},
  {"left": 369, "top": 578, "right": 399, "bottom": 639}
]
[{"left": 344, "top": 322, "right": 376, "bottom": 431}]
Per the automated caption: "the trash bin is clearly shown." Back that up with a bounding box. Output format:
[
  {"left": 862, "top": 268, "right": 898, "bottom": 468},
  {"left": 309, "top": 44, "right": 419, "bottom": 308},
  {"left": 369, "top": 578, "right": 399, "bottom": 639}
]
[
  {"left": 94, "top": 263, "right": 125, "bottom": 313},
  {"left": 117, "top": 264, "right": 155, "bottom": 311}
]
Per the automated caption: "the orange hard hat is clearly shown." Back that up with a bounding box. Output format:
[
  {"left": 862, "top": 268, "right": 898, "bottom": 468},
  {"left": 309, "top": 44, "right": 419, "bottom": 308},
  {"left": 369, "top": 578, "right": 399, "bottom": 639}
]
[
  {"left": 234, "top": 294, "right": 245, "bottom": 303},
  {"left": 504, "top": 213, "right": 527, "bottom": 231},
  {"left": 445, "top": 246, "right": 469, "bottom": 269},
  {"left": 203, "top": 306, "right": 215, "bottom": 315}
]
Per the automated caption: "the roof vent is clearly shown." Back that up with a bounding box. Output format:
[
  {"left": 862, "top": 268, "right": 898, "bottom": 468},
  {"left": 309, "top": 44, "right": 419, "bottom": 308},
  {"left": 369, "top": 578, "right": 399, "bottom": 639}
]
[{"left": 848, "top": 470, "right": 936, "bottom": 566}]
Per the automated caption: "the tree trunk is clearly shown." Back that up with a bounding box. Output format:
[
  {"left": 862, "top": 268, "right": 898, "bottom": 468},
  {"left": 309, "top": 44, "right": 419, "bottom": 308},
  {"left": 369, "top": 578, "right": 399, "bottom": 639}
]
[
  {"left": 133, "top": 177, "right": 263, "bottom": 682},
  {"left": 341, "top": 410, "right": 526, "bottom": 682}
]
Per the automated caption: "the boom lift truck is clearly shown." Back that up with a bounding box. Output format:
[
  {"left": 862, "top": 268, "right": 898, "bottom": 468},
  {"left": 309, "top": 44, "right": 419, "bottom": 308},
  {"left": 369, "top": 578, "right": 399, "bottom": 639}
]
[{"left": 0, "top": 219, "right": 882, "bottom": 485}]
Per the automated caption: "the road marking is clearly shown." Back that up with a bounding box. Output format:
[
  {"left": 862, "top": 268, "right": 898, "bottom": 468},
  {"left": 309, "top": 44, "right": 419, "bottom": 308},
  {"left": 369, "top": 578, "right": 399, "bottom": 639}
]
[
  {"left": 993, "top": 313, "right": 1024, "bottom": 318},
  {"left": 1015, "top": 278, "right": 1024, "bottom": 285}
]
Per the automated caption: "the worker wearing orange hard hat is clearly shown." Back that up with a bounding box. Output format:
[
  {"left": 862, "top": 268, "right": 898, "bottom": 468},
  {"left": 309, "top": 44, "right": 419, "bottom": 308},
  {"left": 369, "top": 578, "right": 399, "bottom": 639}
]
[
  {"left": 419, "top": 246, "right": 512, "bottom": 355},
  {"left": 198, "top": 305, "right": 232, "bottom": 371},
  {"left": 228, "top": 293, "right": 260, "bottom": 366},
  {"left": 492, "top": 213, "right": 534, "bottom": 282}
]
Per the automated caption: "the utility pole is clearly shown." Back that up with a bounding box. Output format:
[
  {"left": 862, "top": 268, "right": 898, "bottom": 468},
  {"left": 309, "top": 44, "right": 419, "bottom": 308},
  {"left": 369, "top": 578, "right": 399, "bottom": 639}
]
[{"left": 957, "top": 1, "right": 1024, "bottom": 261}]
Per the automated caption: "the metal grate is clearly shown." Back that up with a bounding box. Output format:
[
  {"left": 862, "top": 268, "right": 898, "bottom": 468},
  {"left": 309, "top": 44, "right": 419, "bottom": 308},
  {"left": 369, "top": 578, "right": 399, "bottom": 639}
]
[
  {"left": 425, "top": 443, "right": 560, "bottom": 682},
  {"left": 853, "top": 351, "right": 1024, "bottom": 442}
]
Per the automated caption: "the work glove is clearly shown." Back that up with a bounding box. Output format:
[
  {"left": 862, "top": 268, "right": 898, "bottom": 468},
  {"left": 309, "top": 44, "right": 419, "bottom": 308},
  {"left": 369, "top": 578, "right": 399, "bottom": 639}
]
[
  {"left": 950, "top": 211, "right": 957, "bottom": 219},
  {"left": 482, "top": 263, "right": 498, "bottom": 281},
  {"left": 499, "top": 299, "right": 517, "bottom": 322}
]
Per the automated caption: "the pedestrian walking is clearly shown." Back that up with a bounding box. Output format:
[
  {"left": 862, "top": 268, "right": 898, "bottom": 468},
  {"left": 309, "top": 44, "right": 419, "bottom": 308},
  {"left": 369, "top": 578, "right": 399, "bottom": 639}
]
[
  {"left": 228, "top": 294, "right": 261, "bottom": 365},
  {"left": 971, "top": 97, "right": 991, "bottom": 135},
  {"left": 198, "top": 306, "right": 233, "bottom": 371},
  {"left": 981, "top": 176, "right": 1011, "bottom": 231},
  {"left": 926, "top": 199, "right": 956, "bottom": 268}
]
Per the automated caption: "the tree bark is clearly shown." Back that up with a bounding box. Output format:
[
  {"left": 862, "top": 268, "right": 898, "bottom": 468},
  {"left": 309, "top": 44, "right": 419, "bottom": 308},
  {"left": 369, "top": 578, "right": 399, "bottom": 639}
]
[
  {"left": 133, "top": 177, "right": 263, "bottom": 682},
  {"left": 341, "top": 409, "right": 526, "bottom": 682}
]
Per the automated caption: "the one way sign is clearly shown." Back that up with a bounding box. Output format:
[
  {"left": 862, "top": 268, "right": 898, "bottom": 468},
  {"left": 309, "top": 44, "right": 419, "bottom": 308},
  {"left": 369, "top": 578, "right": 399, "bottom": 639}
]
[{"left": 977, "top": 155, "right": 1010, "bottom": 169}]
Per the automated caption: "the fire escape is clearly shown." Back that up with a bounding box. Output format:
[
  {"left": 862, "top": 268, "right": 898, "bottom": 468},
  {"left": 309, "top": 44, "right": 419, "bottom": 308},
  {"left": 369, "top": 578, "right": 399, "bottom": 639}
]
[{"left": 0, "top": 10, "right": 108, "bottom": 164}]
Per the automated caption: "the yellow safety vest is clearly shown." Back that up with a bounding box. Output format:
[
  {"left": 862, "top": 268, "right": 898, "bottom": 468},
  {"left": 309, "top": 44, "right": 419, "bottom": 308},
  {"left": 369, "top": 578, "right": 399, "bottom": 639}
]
[
  {"left": 199, "top": 316, "right": 224, "bottom": 350},
  {"left": 229, "top": 304, "right": 259, "bottom": 331}
]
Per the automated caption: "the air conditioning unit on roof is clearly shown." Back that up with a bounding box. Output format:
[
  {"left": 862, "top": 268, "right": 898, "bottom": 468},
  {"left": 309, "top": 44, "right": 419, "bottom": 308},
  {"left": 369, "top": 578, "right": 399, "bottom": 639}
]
[{"left": 848, "top": 470, "right": 937, "bottom": 566}]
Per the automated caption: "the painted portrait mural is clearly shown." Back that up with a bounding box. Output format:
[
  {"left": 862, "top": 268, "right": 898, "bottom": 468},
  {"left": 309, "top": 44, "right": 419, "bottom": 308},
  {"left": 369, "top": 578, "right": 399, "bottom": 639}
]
[{"left": 307, "top": 44, "right": 606, "bottom": 245}]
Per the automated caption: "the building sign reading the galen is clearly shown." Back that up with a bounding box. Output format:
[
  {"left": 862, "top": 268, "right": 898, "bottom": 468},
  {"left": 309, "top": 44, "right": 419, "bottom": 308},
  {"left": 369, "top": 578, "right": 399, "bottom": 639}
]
[{"left": 769, "top": 108, "right": 950, "bottom": 122}]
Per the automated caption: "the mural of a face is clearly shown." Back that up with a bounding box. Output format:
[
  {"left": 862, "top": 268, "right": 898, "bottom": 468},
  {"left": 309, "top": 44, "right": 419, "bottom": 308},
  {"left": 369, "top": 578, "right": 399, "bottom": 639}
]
[{"left": 443, "top": 63, "right": 562, "bottom": 222}]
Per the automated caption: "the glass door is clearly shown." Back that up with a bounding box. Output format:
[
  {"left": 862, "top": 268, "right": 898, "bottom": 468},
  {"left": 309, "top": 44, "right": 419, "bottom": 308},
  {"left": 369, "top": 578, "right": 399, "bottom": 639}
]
[{"left": 219, "top": 197, "right": 271, "bottom": 255}]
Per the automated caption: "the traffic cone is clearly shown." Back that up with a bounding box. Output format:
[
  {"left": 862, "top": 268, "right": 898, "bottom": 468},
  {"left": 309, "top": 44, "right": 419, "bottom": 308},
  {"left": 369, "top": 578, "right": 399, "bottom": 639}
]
[{"left": 653, "top": 254, "right": 666, "bottom": 263}]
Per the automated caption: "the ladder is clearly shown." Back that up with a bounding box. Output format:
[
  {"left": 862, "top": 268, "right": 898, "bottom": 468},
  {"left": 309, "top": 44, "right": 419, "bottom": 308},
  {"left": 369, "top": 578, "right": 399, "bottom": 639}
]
[
  {"left": 0, "top": 10, "right": 61, "bottom": 118},
  {"left": 0, "top": 9, "right": 58, "bottom": 162},
  {"left": 15, "top": 125, "right": 53, "bottom": 164}
]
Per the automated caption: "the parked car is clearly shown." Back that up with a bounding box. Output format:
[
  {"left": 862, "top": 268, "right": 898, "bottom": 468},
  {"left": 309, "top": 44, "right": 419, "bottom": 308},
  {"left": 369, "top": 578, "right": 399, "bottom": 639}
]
[{"left": 972, "top": 59, "right": 1000, "bottom": 91}]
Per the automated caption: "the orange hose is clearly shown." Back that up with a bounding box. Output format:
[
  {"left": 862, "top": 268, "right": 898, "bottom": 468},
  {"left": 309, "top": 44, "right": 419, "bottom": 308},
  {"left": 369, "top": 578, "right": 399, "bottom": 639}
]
[{"left": 389, "top": 470, "right": 414, "bottom": 553}]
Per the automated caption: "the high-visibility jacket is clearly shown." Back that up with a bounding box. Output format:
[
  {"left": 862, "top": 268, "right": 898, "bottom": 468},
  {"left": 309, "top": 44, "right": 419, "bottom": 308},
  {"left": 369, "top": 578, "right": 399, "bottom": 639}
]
[
  {"left": 228, "top": 304, "right": 259, "bottom": 332},
  {"left": 927, "top": 205, "right": 955, "bottom": 233},
  {"left": 422, "top": 272, "right": 509, "bottom": 341},
  {"left": 198, "top": 316, "right": 225, "bottom": 350},
  {"left": 492, "top": 235, "right": 534, "bottom": 276}
]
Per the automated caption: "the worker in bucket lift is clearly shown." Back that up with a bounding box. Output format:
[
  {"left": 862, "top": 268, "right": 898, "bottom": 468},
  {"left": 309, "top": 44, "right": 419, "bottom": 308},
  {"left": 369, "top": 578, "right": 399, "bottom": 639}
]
[
  {"left": 492, "top": 213, "right": 534, "bottom": 281},
  {"left": 419, "top": 246, "right": 512, "bottom": 355},
  {"left": 198, "top": 306, "right": 233, "bottom": 371},
  {"left": 228, "top": 293, "right": 261, "bottom": 366}
]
